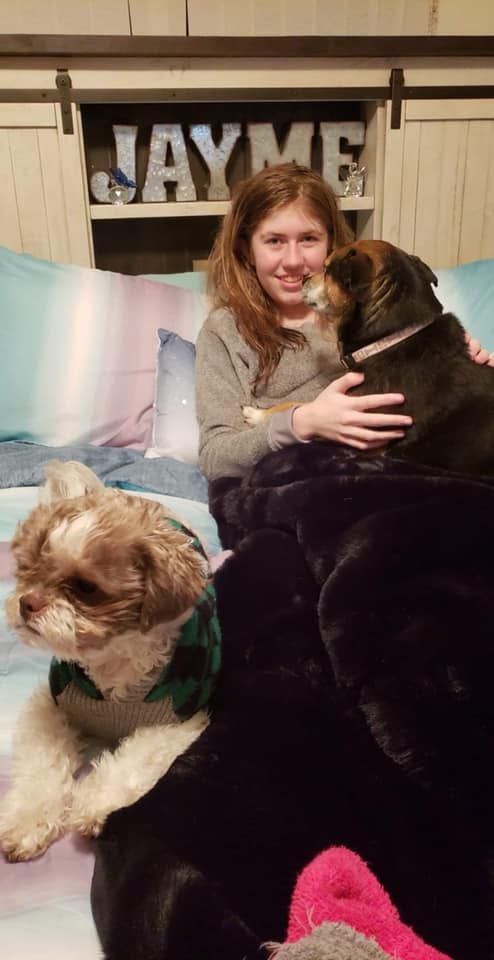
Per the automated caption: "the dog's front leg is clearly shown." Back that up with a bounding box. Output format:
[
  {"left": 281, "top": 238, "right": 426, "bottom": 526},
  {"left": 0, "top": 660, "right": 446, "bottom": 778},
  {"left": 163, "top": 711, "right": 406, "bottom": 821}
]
[
  {"left": 0, "top": 684, "right": 84, "bottom": 861},
  {"left": 69, "top": 710, "right": 209, "bottom": 837}
]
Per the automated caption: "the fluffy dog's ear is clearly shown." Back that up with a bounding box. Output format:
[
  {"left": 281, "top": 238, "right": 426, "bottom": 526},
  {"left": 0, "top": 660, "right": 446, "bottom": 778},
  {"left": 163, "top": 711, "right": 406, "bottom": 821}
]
[
  {"left": 139, "top": 530, "right": 206, "bottom": 631},
  {"left": 328, "top": 247, "right": 375, "bottom": 294},
  {"left": 40, "top": 460, "right": 104, "bottom": 504},
  {"left": 407, "top": 254, "right": 438, "bottom": 288}
]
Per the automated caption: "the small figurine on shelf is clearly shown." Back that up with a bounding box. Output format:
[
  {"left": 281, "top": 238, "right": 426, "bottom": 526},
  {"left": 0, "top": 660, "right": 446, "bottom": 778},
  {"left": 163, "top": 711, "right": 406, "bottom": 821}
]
[
  {"left": 108, "top": 167, "right": 137, "bottom": 205},
  {"left": 343, "top": 161, "right": 366, "bottom": 198}
]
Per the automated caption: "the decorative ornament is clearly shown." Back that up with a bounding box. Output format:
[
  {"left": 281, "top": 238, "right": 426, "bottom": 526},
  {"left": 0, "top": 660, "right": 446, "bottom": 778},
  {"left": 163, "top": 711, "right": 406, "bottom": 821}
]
[
  {"left": 142, "top": 124, "right": 197, "bottom": 202},
  {"left": 343, "top": 161, "right": 366, "bottom": 198},
  {"left": 89, "top": 125, "right": 138, "bottom": 204},
  {"left": 108, "top": 167, "right": 137, "bottom": 205}
]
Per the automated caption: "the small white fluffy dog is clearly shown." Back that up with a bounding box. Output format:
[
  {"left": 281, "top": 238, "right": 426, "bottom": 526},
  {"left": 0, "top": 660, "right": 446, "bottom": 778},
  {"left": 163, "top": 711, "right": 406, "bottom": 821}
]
[{"left": 0, "top": 461, "right": 220, "bottom": 862}]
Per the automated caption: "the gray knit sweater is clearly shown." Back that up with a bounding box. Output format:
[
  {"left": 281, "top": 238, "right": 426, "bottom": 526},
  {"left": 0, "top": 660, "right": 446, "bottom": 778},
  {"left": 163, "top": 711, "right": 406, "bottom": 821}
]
[
  {"left": 195, "top": 308, "right": 344, "bottom": 480},
  {"left": 270, "top": 922, "right": 394, "bottom": 960}
]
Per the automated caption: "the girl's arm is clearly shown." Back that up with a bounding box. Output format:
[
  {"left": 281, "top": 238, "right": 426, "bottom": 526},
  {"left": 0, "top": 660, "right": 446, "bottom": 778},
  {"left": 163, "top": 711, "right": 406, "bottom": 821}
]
[{"left": 196, "top": 325, "right": 278, "bottom": 480}]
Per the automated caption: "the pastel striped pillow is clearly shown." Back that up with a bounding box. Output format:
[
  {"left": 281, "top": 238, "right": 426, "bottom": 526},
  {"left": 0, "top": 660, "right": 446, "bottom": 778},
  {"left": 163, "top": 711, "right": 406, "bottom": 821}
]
[{"left": 0, "top": 246, "right": 207, "bottom": 450}]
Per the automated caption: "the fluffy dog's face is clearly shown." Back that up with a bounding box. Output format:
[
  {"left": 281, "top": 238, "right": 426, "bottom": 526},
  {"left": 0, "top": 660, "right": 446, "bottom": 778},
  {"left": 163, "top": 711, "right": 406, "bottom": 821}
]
[{"left": 6, "top": 490, "right": 207, "bottom": 664}]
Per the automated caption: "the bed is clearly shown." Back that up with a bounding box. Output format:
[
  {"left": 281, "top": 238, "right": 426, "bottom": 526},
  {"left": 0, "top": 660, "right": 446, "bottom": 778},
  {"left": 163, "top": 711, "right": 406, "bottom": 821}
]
[{"left": 1, "top": 243, "right": 494, "bottom": 960}]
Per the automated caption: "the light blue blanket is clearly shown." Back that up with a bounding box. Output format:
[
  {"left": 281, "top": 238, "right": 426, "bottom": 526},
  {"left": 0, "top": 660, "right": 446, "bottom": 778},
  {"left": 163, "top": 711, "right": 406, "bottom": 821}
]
[{"left": 0, "top": 441, "right": 208, "bottom": 503}]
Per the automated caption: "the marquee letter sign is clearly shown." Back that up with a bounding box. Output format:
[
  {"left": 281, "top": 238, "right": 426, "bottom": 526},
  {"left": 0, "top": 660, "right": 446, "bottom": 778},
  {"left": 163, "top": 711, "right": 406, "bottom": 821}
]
[
  {"left": 89, "top": 120, "right": 366, "bottom": 203},
  {"left": 320, "top": 121, "right": 365, "bottom": 193},
  {"left": 142, "top": 124, "right": 197, "bottom": 202},
  {"left": 90, "top": 125, "right": 137, "bottom": 203},
  {"left": 189, "top": 123, "right": 241, "bottom": 200},
  {"left": 248, "top": 122, "right": 313, "bottom": 172}
]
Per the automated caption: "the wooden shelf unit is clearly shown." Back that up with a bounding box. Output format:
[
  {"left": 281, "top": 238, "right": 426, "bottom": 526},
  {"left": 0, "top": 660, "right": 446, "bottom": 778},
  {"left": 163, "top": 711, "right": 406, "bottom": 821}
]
[{"left": 89, "top": 196, "right": 375, "bottom": 220}]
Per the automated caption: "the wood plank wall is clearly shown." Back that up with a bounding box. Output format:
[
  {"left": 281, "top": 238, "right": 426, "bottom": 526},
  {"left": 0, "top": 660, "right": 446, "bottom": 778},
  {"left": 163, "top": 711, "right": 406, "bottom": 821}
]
[
  {"left": 186, "top": 1, "right": 494, "bottom": 37},
  {"left": 1, "top": 1, "right": 494, "bottom": 37},
  {"left": 0, "top": 103, "right": 92, "bottom": 265},
  {"left": 382, "top": 101, "right": 494, "bottom": 268}
]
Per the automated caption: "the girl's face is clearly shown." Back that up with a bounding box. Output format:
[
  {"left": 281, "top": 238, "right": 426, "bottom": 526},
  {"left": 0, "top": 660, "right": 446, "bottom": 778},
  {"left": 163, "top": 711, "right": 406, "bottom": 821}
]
[{"left": 248, "top": 200, "right": 330, "bottom": 320}]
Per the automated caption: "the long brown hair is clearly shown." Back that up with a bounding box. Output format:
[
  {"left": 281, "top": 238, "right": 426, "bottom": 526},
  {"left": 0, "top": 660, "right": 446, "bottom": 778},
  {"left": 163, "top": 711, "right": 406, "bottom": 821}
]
[{"left": 208, "top": 163, "right": 352, "bottom": 391}]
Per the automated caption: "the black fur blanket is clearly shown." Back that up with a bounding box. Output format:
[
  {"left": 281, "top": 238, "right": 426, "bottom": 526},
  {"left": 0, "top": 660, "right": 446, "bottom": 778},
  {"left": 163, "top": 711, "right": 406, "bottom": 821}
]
[{"left": 92, "top": 443, "right": 494, "bottom": 960}]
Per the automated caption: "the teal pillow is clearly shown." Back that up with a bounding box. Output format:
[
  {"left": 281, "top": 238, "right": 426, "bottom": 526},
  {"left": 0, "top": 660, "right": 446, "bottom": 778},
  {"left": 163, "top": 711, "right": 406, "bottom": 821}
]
[{"left": 435, "top": 258, "right": 494, "bottom": 350}]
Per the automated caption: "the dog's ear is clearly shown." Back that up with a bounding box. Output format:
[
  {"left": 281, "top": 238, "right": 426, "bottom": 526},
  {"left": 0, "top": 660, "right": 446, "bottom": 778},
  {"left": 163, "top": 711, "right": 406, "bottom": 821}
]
[
  {"left": 40, "top": 460, "right": 104, "bottom": 504},
  {"left": 407, "top": 254, "right": 443, "bottom": 313},
  {"left": 328, "top": 247, "right": 375, "bottom": 294},
  {"left": 139, "top": 528, "right": 207, "bottom": 631},
  {"left": 407, "top": 254, "right": 438, "bottom": 288}
]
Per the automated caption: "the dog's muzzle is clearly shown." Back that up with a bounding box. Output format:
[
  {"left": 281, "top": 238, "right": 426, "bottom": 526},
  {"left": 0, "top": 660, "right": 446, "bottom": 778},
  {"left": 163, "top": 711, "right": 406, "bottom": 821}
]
[
  {"left": 19, "top": 591, "right": 47, "bottom": 622},
  {"left": 302, "top": 274, "right": 329, "bottom": 311}
]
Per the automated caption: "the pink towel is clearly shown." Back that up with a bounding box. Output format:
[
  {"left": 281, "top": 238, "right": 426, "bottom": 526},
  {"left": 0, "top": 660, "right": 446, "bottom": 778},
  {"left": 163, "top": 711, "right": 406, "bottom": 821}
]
[{"left": 287, "top": 847, "right": 452, "bottom": 960}]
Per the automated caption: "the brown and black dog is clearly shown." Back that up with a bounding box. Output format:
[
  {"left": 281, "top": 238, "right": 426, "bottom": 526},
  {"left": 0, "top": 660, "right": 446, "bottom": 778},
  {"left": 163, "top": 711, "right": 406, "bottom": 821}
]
[{"left": 249, "top": 239, "right": 494, "bottom": 475}]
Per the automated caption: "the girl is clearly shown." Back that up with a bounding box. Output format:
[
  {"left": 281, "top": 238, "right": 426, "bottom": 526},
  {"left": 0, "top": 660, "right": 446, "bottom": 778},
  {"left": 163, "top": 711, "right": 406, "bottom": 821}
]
[{"left": 195, "top": 163, "right": 489, "bottom": 481}]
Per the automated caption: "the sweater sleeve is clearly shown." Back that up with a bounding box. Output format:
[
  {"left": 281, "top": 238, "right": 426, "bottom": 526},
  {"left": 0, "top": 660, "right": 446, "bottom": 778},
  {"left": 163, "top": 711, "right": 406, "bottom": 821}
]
[
  {"left": 268, "top": 407, "right": 309, "bottom": 450},
  {"left": 195, "top": 317, "right": 302, "bottom": 480}
]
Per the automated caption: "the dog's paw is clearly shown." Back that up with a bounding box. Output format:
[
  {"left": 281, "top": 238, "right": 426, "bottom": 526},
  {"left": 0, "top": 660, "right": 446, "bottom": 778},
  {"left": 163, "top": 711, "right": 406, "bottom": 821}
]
[
  {"left": 0, "top": 795, "right": 67, "bottom": 861},
  {"left": 68, "top": 778, "right": 111, "bottom": 838},
  {"left": 1, "top": 822, "right": 63, "bottom": 862},
  {"left": 242, "top": 405, "right": 266, "bottom": 425},
  {"left": 69, "top": 807, "right": 106, "bottom": 839}
]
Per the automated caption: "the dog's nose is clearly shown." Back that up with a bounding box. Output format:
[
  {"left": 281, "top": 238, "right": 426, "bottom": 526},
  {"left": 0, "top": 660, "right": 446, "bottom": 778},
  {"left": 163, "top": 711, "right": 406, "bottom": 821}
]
[{"left": 19, "top": 591, "right": 47, "bottom": 621}]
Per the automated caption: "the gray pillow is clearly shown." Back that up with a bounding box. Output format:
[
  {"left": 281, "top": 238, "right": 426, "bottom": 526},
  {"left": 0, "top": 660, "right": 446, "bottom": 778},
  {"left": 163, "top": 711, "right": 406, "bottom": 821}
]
[{"left": 146, "top": 329, "right": 198, "bottom": 465}]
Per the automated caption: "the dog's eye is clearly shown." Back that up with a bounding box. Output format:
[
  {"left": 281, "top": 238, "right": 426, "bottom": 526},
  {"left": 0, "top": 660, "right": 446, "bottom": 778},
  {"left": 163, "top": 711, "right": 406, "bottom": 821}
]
[{"left": 66, "top": 577, "right": 104, "bottom": 603}]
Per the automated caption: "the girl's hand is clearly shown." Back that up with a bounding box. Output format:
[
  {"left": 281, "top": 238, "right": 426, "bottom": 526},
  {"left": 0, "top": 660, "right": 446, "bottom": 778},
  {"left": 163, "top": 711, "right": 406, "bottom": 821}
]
[
  {"left": 292, "top": 371, "right": 413, "bottom": 451},
  {"left": 465, "top": 330, "right": 494, "bottom": 367}
]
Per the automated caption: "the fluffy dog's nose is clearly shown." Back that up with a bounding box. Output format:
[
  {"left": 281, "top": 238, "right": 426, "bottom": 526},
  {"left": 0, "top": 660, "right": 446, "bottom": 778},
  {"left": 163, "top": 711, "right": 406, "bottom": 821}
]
[{"left": 19, "top": 591, "right": 47, "bottom": 621}]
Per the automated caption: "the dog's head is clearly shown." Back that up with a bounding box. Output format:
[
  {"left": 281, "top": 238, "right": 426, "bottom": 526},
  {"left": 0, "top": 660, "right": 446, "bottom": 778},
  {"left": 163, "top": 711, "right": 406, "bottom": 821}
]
[
  {"left": 5, "top": 462, "right": 208, "bottom": 667},
  {"left": 303, "top": 239, "right": 443, "bottom": 349}
]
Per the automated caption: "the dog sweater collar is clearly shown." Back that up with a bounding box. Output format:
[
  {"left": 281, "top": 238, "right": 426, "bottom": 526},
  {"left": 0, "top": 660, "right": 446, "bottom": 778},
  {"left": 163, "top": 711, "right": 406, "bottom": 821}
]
[
  {"left": 341, "top": 317, "right": 436, "bottom": 370},
  {"left": 49, "top": 518, "right": 221, "bottom": 722}
]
